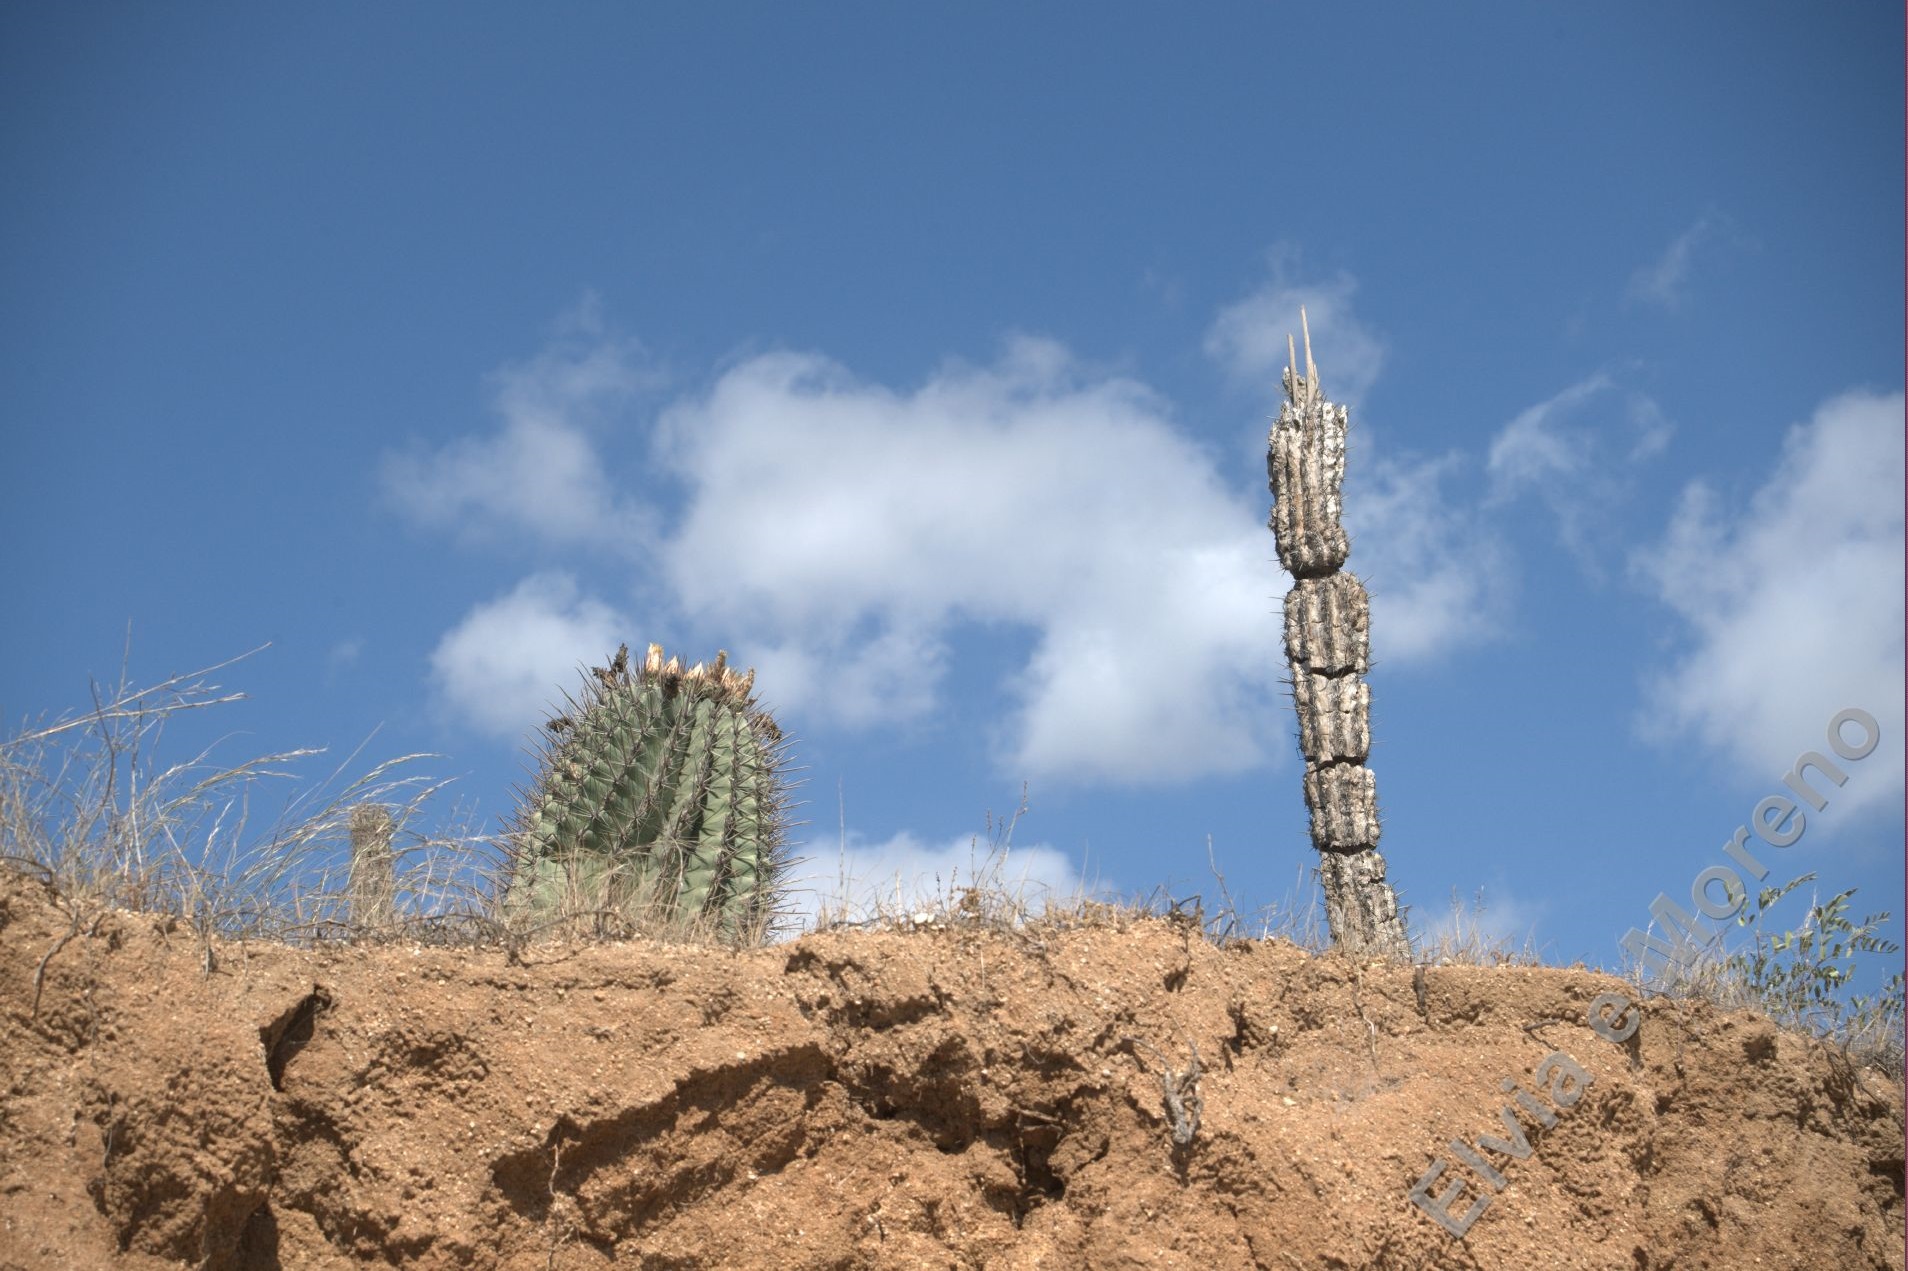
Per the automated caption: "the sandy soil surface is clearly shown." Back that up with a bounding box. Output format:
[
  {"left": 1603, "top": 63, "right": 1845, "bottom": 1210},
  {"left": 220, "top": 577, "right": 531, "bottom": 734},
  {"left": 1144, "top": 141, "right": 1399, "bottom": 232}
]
[{"left": 1, "top": 868, "right": 1900, "bottom": 1269}]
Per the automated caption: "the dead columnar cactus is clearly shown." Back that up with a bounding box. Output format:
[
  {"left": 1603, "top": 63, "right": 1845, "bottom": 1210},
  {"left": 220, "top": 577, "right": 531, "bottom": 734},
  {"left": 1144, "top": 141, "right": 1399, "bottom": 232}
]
[
  {"left": 347, "top": 802, "right": 397, "bottom": 934},
  {"left": 1267, "top": 309, "right": 1413, "bottom": 961}
]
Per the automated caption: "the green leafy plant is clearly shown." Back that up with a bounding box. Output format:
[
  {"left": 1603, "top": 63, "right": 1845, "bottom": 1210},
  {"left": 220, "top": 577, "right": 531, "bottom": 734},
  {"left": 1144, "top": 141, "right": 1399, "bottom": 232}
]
[
  {"left": 1722, "top": 872, "right": 1905, "bottom": 1074},
  {"left": 504, "top": 642, "right": 795, "bottom": 945}
]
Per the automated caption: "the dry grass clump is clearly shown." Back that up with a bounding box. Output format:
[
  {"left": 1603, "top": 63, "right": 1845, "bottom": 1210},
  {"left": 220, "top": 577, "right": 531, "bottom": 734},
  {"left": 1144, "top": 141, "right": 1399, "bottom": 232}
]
[
  {"left": 0, "top": 646, "right": 501, "bottom": 962},
  {"left": 1410, "top": 886, "right": 1547, "bottom": 969}
]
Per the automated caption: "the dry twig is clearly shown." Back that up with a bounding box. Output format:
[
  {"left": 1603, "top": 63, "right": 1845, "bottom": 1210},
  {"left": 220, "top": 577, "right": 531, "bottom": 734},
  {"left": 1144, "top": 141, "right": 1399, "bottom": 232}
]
[{"left": 1125, "top": 1033, "right": 1203, "bottom": 1149}]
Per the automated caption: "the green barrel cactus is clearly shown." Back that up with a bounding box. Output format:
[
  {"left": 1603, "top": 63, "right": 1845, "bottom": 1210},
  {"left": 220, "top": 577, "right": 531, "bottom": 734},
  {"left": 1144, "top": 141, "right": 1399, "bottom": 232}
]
[{"left": 506, "top": 642, "right": 793, "bottom": 943}]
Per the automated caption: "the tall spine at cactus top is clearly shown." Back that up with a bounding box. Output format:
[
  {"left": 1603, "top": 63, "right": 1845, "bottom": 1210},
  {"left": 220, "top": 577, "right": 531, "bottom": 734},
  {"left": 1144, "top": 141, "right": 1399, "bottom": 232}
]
[
  {"left": 1267, "top": 310, "right": 1413, "bottom": 962},
  {"left": 508, "top": 641, "right": 793, "bottom": 944}
]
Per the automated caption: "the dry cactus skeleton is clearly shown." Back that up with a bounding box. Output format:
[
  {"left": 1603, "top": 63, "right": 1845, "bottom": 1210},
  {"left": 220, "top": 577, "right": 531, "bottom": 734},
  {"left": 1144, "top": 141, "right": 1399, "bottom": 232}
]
[
  {"left": 346, "top": 802, "right": 397, "bottom": 933},
  {"left": 1267, "top": 310, "right": 1413, "bottom": 961}
]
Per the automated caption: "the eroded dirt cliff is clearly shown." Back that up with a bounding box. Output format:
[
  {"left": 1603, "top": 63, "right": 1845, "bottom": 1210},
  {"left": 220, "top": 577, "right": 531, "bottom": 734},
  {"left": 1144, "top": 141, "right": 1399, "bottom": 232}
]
[{"left": 1, "top": 869, "right": 1900, "bottom": 1269}]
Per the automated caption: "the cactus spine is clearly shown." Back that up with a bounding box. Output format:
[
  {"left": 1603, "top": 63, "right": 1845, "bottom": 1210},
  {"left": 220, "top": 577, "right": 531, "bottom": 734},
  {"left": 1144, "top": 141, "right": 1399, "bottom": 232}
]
[
  {"left": 507, "top": 642, "right": 792, "bottom": 944},
  {"left": 1267, "top": 310, "right": 1413, "bottom": 961}
]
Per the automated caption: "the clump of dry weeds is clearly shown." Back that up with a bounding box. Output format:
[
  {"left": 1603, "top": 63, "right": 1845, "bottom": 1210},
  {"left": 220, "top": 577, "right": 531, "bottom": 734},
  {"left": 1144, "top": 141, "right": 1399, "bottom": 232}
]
[{"left": 0, "top": 644, "right": 500, "bottom": 958}]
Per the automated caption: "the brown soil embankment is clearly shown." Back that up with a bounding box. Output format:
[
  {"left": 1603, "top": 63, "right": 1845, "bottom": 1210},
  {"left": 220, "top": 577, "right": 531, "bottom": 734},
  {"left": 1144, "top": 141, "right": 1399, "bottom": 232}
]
[{"left": 0, "top": 869, "right": 1900, "bottom": 1269}]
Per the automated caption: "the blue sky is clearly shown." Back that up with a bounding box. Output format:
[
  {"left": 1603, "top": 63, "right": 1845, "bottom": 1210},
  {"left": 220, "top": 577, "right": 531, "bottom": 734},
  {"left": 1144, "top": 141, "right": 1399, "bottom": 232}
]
[{"left": 3, "top": 4, "right": 1901, "bottom": 988}]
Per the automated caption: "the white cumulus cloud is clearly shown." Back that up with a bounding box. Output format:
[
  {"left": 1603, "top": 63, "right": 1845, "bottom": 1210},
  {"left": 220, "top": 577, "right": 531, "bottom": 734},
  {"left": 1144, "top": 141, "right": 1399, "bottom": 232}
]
[
  {"left": 428, "top": 572, "right": 633, "bottom": 740},
  {"left": 1633, "top": 212, "right": 1724, "bottom": 309},
  {"left": 1485, "top": 373, "right": 1674, "bottom": 573},
  {"left": 779, "top": 828, "right": 1104, "bottom": 930},
  {"left": 1204, "top": 246, "right": 1386, "bottom": 409},
  {"left": 1630, "top": 389, "right": 1905, "bottom": 816},
  {"left": 379, "top": 305, "right": 658, "bottom": 551},
  {"left": 392, "top": 284, "right": 1506, "bottom": 787},
  {"left": 651, "top": 336, "right": 1288, "bottom": 785},
  {"left": 1348, "top": 448, "right": 1515, "bottom": 664}
]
